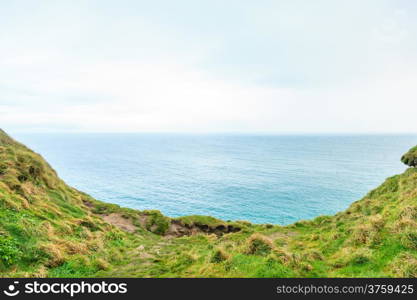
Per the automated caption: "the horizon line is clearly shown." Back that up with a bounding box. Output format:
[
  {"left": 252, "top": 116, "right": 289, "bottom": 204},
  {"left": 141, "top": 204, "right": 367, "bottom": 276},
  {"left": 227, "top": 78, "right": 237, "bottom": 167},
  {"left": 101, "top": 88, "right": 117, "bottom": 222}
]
[{"left": 7, "top": 130, "right": 417, "bottom": 136}]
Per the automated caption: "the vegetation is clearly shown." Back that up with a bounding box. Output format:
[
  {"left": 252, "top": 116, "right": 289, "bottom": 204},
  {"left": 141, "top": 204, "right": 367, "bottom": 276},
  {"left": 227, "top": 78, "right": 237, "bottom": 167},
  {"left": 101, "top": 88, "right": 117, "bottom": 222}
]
[
  {"left": 402, "top": 146, "right": 417, "bottom": 167},
  {"left": 176, "top": 215, "right": 226, "bottom": 228},
  {"left": 0, "top": 128, "right": 416, "bottom": 277}
]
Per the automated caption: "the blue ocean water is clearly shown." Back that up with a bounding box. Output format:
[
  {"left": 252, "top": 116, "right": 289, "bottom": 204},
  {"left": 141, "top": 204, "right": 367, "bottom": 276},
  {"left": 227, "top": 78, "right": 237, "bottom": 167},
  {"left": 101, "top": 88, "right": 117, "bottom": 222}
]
[{"left": 12, "top": 133, "right": 417, "bottom": 224}]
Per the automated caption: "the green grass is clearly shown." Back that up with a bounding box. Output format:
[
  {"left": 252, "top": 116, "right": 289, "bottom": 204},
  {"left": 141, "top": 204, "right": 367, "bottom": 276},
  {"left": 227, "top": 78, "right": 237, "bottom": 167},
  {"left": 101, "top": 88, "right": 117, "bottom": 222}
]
[
  {"left": 402, "top": 145, "right": 417, "bottom": 167},
  {"left": 142, "top": 210, "right": 171, "bottom": 235},
  {"left": 176, "top": 215, "right": 226, "bottom": 228},
  {"left": 0, "top": 128, "right": 416, "bottom": 278}
]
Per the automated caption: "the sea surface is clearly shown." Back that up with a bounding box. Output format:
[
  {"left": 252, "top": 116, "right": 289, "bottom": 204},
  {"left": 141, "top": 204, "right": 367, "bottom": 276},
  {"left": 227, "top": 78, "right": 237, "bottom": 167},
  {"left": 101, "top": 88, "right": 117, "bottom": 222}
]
[{"left": 12, "top": 133, "right": 417, "bottom": 224}]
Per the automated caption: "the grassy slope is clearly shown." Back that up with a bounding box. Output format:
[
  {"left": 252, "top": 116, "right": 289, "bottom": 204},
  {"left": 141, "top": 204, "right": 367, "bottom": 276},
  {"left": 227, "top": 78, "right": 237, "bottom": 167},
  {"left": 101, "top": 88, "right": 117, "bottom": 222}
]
[
  {"left": 0, "top": 129, "right": 416, "bottom": 278},
  {"left": 0, "top": 129, "right": 148, "bottom": 277}
]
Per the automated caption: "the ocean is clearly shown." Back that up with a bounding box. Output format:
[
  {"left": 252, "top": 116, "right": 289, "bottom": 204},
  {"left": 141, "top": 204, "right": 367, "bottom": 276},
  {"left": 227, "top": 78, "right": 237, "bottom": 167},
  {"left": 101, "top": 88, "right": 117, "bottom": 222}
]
[{"left": 12, "top": 133, "right": 417, "bottom": 224}]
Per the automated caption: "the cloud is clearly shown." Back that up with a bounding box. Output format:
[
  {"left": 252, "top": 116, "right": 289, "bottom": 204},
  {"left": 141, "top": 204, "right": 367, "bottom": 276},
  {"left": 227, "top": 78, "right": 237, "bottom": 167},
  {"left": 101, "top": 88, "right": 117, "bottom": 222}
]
[
  {"left": 1, "top": 0, "right": 417, "bottom": 133},
  {"left": 1, "top": 59, "right": 299, "bottom": 132}
]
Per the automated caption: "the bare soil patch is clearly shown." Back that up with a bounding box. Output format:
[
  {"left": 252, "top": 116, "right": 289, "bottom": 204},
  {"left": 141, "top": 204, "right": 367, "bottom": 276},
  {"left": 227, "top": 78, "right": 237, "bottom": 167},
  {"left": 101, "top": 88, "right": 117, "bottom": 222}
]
[{"left": 102, "top": 213, "right": 137, "bottom": 233}]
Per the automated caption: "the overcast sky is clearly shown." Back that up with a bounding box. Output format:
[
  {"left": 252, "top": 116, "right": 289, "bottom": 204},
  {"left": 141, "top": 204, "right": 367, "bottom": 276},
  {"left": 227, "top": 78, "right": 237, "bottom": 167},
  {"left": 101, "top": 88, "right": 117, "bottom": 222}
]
[{"left": 1, "top": 0, "right": 417, "bottom": 133}]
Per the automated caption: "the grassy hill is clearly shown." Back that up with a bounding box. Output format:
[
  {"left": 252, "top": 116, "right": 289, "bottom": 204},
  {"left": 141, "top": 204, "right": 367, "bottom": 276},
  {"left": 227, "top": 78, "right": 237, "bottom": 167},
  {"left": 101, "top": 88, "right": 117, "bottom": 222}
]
[{"left": 0, "top": 129, "right": 416, "bottom": 277}]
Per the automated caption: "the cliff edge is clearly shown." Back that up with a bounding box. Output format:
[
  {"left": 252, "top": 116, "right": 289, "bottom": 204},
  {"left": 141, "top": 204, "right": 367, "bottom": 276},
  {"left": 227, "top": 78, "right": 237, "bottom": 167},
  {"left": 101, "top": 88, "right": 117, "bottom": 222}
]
[{"left": 0, "top": 129, "right": 416, "bottom": 277}]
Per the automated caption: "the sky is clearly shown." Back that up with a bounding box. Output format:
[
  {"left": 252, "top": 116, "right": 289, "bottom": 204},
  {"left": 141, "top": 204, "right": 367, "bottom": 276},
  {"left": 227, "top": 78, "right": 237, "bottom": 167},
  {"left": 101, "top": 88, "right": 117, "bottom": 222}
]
[{"left": 1, "top": 0, "right": 417, "bottom": 133}]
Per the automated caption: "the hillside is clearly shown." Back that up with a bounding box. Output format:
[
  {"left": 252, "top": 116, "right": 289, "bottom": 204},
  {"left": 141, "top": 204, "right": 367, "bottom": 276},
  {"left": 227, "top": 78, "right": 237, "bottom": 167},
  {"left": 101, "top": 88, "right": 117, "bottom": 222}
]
[{"left": 0, "top": 129, "right": 416, "bottom": 277}]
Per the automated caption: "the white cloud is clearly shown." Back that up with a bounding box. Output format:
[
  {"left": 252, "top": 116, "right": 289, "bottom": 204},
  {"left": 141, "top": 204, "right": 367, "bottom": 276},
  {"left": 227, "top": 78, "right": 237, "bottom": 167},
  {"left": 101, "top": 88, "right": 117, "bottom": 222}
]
[{"left": 1, "top": 0, "right": 417, "bottom": 133}]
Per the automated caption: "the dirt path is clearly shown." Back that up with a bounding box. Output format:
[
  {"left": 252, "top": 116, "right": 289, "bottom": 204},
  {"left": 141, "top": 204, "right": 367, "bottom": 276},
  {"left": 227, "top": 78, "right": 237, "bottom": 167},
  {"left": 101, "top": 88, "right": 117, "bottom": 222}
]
[{"left": 102, "top": 213, "right": 137, "bottom": 233}]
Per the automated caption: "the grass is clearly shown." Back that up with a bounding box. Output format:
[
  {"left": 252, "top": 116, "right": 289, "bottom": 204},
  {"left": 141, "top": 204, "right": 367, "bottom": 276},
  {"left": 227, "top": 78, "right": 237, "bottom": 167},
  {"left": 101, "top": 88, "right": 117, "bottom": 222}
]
[
  {"left": 402, "top": 145, "right": 417, "bottom": 167},
  {"left": 142, "top": 210, "right": 171, "bottom": 235},
  {"left": 0, "top": 128, "right": 416, "bottom": 278},
  {"left": 175, "top": 215, "right": 226, "bottom": 228}
]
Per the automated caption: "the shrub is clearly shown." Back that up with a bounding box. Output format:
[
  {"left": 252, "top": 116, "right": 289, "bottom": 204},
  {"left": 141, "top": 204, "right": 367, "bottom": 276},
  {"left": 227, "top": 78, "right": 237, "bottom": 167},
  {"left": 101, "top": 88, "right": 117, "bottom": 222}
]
[
  {"left": 41, "top": 243, "right": 66, "bottom": 267},
  {"left": 0, "top": 235, "right": 22, "bottom": 266},
  {"left": 245, "top": 234, "right": 274, "bottom": 256},
  {"left": 351, "top": 225, "right": 371, "bottom": 245},
  {"left": 143, "top": 210, "right": 170, "bottom": 235},
  {"left": 271, "top": 247, "right": 292, "bottom": 264},
  {"left": 211, "top": 248, "right": 229, "bottom": 263},
  {"left": 401, "top": 146, "right": 417, "bottom": 167}
]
